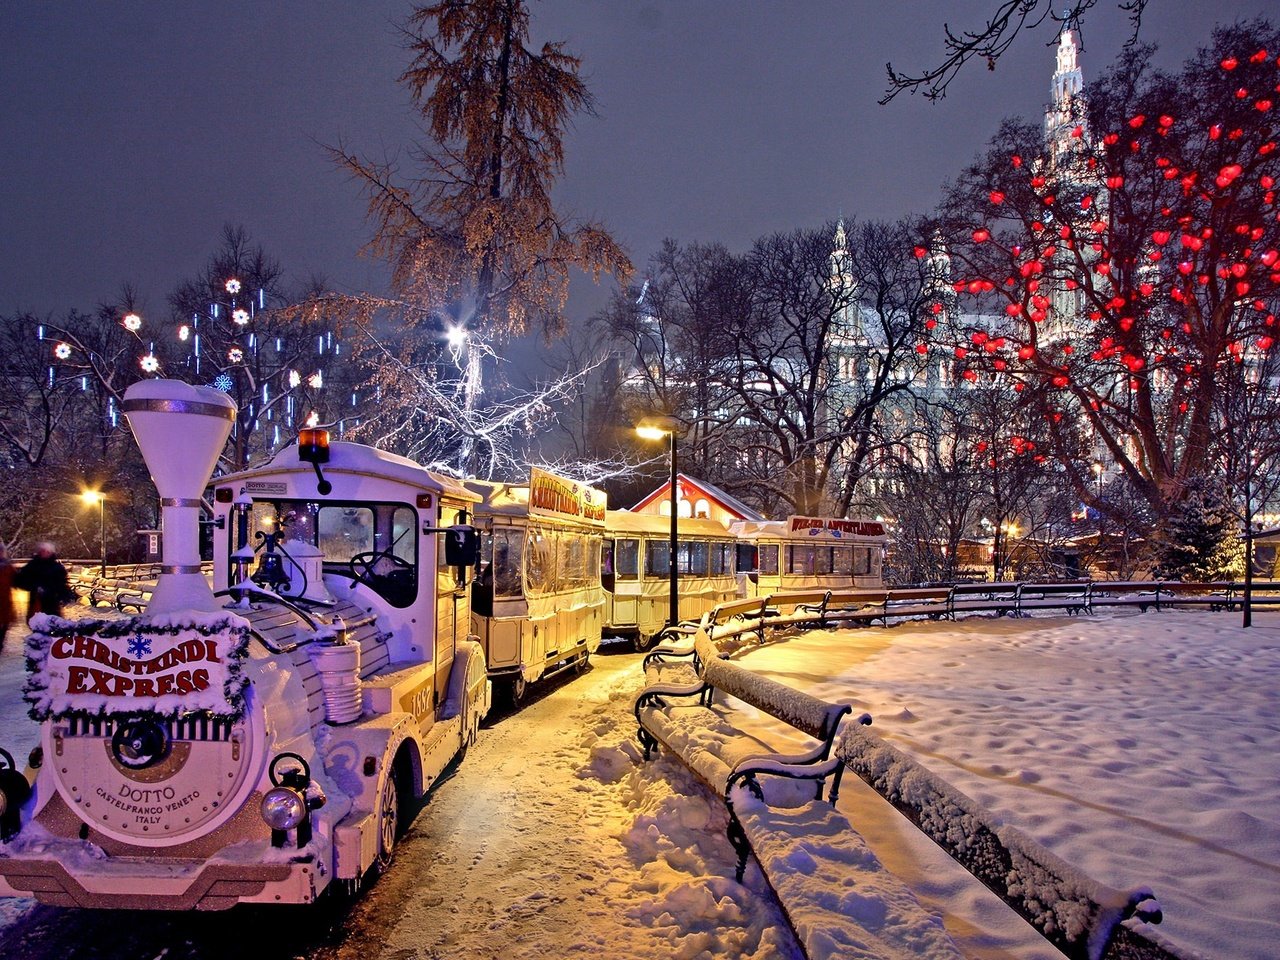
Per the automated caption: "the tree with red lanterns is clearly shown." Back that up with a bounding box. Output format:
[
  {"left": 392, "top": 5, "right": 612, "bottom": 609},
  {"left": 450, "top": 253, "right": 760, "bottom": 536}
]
[{"left": 926, "top": 20, "right": 1280, "bottom": 546}]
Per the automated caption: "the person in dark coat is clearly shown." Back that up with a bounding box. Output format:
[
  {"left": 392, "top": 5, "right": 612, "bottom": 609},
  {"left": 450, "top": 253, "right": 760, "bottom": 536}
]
[
  {"left": 15, "top": 542, "right": 72, "bottom": 621},
  {"left": 0, "top": 543, "right": 13, "bottom": 648}
]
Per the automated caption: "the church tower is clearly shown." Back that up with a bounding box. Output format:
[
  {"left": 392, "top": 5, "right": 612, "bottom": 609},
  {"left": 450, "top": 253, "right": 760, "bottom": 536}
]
[{"left": 1045, "top": 23, "right": 1087, "bottom": 165}]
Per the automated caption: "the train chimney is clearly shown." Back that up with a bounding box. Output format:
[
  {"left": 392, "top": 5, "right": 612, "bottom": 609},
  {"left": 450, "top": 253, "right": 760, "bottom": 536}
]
[{"left": 123, "top": 380, "right": 236, "bottom": 614}]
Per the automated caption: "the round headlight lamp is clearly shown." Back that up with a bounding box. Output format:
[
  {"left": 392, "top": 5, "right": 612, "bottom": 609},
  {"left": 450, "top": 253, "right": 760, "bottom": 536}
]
[{"left": 260, "top": 787, "right": 307, "bottom": 831}]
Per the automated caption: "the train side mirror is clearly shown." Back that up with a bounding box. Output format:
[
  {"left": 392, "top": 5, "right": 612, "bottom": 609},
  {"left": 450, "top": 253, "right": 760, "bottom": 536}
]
[{"left": 445, "top": 525, "right": 480, "bottom": 567}]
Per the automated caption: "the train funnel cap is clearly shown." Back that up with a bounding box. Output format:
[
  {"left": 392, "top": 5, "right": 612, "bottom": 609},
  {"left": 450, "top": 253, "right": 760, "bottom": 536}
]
[{"left": 123, "top": 380, "right": 236, "bottom": 613}]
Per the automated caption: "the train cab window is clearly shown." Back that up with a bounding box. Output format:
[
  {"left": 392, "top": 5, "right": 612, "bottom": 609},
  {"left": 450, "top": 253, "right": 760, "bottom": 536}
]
[
  {"left": 615, "top": 538, "right": 639, "bottom": 580},
  {"left": 645, "top": 539, "right": 671, "bottom": 578},
  {"left": 758, "top": 544, "right": 779, "bottom": 576}
]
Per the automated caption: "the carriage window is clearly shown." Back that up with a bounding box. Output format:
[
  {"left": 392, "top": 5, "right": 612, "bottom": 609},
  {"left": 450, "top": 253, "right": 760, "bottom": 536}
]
[
  {"left": 562, "top": 533, "right": 588, "bottom": 589},
  {"left": 758, "top": 544, "right": 779, "bottom": 576},
  {"left": 677, "top": 541, "right": 708, "bottom": 576},
  {"left": 525, "top": 527, "right": 557, "bottom": 595},
  {"left": 615, "top": 538, "right": 639, "bottom": 580},
  {"left": 492, "top": 527, "right": 524, "bottom": 598},
  {"left": 645, "top": 539, "right": 671, "bottom": 578},
  {"left": 832, "top": 546, "right": 853, "bottom": 574},
  {"left": 736, "top": 543, "right": 757, "bottom": 573},
  {"left": 853, "top": 547, "right": 872, "bottom": 577},
  {"left": 318, "top": 507, "right": 375, "bottom": 561},
  {"left": 711, "top": 542, "right": 733, "bottom": 576},
  {"left": 815, "top": 546, "right": 834, "bottom": 575},
  {"left": 787, "top": 545, "right": 815, "bottom": 575}
]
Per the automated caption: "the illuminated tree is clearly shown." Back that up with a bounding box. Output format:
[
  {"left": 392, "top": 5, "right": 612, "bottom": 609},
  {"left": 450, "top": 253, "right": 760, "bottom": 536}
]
[{"left": 929, "top": 21, "right": 1280, "bottom": 530}]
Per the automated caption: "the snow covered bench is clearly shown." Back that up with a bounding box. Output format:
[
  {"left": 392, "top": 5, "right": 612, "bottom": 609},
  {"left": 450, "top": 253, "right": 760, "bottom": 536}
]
[
  {"left": 836, "top": 723, "right": 1174, "bottom": 960},
  {"left": 634, "top": 632, "right": 855, "bottom": 875},
  {"left": 635, "top": 632, "right": 966, "bottom": 960}
]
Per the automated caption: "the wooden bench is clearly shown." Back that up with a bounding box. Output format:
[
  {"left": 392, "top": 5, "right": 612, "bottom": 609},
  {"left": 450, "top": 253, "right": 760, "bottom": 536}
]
[
  {"left": 1016, "top": 581, "right": 1092, "bottom": 616},
  {"left": 947, "top": 581, "right": 1022, "bottom": 618},
  {"left": 837, "top": 722, "right": 1173, "bottom": 960},
  {"left": 115, "top": 585, "right": 155, "bottom": 614},
  {"left": 634, "top": 631, "right": 856, "bottom": 879}
]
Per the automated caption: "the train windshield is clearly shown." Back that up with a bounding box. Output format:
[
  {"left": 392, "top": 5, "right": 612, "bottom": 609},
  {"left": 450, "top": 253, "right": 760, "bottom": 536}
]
[{"left": 246, "top": 499, "right": 419, "bottom": 606}]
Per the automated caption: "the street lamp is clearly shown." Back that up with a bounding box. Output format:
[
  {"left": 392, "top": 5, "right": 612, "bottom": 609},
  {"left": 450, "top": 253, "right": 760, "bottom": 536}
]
[
  {"left": 637, "top": 416, "right": 681, "bottom": 628},
  {"left": 81, "top": 489, "right": 106, "bottom": 577}
]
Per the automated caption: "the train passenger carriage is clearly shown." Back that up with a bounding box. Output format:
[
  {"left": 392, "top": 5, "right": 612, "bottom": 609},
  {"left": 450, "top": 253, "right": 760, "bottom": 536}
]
[
  {"left": 602, "top": 511, "right": 739, "bottom": 650},
  {"left": 732, "top": 515, "right": 887, "bottom": 596},
  {"left": 0, "top": 380, "right": 490, "bottom": 910},
  {"left": 467, "top": 468, "right": 606, "bottom": 703}
]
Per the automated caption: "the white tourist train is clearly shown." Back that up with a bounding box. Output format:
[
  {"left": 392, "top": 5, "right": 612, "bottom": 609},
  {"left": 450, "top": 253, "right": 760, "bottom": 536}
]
[
  {"left": 731, "top": 515, "right": 888, "bottom": 596},
  {"left": 601, "top": 510, "right": 740, "bottom": 649},
  {"left": 0, "top": 382, "right": 891, "bottom": 911},
  {"left": 466, "top": 469, "right": 607, "bottom": 703},
  {"left": 0, "top": 380, "right": 490, "bottom": 909}
]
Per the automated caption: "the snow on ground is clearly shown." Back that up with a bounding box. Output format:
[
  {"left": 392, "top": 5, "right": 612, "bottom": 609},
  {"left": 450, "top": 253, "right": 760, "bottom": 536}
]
[
  {"left": 1, "top": 606, "right": 1277, "bottom": 960},
  {"left": 724, "top": 608, "right": 1280, "bottom": 960}
]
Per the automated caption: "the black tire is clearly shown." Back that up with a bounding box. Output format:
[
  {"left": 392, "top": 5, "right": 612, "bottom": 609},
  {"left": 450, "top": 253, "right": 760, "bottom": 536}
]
[
  {"left": 508, "top": 674, "right": 527, "bottom": 705},
  {"left": 576, "top": 651, "right": 590, "bottom": 672},
  {"left": 375, "top": 766, "right": 400, "bottom": 871},
  {"left": 633, "top": 631, "right": 657, "bottom": 652}
]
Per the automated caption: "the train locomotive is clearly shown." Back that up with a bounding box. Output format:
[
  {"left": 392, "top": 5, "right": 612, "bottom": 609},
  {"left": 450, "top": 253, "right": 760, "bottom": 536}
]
[{"left": 0, "top": 379, "right": 490, "bottom": 909}]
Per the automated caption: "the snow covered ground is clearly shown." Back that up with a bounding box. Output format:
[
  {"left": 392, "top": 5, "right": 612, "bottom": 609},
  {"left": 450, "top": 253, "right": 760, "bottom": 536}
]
[
  {"left": 725, "top": 608, "right": 1280, "bottom": 960},
  {"left": 1, "top": 607, "right": 1277, "bottom": 960}
]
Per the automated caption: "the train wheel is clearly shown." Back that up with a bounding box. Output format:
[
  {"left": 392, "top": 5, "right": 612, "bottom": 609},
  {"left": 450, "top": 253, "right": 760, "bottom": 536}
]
[
  {"left": 575, "top": 651, "right": 590, "bottom": 673},
  {"left": 633, "top": 631, "right": 656, "bottom": 652},
  {"left": 375, "top": 766, "right": 400, "bottom": 871},
  {"left": 508, "top": 675, "right": 527, "bottom": 705}
]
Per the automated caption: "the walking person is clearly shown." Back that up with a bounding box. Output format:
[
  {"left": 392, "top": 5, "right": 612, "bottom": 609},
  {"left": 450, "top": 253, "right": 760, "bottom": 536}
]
[
  {"left": 0, "top": 544, "right": 13, "bottom": 650},
  {"left": 14, "top": 542, "right": 72, "bottom": 622}
]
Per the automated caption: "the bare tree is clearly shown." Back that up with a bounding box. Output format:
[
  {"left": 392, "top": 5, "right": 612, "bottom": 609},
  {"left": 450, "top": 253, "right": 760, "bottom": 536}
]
[{"left": 881, "top": 0, "right": 1149, "bottom": 103}]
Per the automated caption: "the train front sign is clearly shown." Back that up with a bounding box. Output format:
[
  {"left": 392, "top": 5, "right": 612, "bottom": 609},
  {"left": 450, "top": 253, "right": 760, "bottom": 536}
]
[{"left": 0, "top": 379, "right": 490, "bottom": 909}]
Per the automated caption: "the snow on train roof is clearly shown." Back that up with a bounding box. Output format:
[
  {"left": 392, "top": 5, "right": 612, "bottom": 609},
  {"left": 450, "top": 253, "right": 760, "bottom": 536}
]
[
  {"left": 216, "top": 440, "right": 478, "bottom": 501},
  {"left": 604, "top": 509, "right": 735, "bottom": 538}
]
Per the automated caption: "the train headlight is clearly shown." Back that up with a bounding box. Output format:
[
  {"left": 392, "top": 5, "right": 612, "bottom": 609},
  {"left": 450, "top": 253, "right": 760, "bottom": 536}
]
[
  {"left": 263, "top": 752, "right": 315, "bottom": 847},
  {"left": 260, "top": 788, "right": 307, "bottom": 831}
]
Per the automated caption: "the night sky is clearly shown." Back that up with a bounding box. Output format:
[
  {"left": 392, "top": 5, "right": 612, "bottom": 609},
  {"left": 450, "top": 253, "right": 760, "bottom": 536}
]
[{"left": 1, "top": 1, "right": 1274, "bottom": 326}]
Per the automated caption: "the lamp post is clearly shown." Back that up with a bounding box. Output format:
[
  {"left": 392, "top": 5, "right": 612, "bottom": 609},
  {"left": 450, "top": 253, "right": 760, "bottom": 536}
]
[
  {"left": 637, "top": 417, "right": 680, "bottom": 628},
  {"left": 81, "top": 489, "right": 106, "bottom": 577}
]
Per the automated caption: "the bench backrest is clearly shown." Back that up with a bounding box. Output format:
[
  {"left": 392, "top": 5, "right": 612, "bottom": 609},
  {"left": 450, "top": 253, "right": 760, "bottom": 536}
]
[
  {"left": 702, "top": 645, "right": 849, "bottom": 742},
  {"left": 711, "top": 597, "right": 768, "bottom": 623}
]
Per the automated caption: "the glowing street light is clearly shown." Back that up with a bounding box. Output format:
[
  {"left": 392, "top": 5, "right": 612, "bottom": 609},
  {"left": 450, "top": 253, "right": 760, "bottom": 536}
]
[
  {"left": 636, "top": 416, "right": 681, "bottom": 628},
  {"left": 80, "top": 489, "right": 106, "bottom": 577}
]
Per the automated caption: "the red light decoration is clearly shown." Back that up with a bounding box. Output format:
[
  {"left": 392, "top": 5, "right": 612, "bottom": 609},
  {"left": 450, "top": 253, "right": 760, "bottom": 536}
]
[
  {"left": 1216, "top": 164, "right": 1243, "bottom": 188},
  {"left": 1257, "top": 100, "right": 1274, "bottom": 112},
  {"left": 925, "top": 318, "right": 937, "bottom": 330},
  {"left": 916, "top": 343, "right": 929, "bottom": 354},
  {"left": 913, "top": 245, "right": 928, "bottom": 258},
  {"left": 1017, "top": 346, "right": 1034, "bottom": 360},
  {"left": 1011, "top": 154, "right": 1023, "bottom": 167},
  {"left": 1072, "top": 125, "right": 1084, "bottom": 138},
  {"left": 1209, "top": 124, "right": 1223, "bottom": 140},
  {"left": 1222, "top": 56, "right": 1239, "bottom": 70},
  {"left": 1158, "top": 114, "right": 1175, "bottom": 128},
  {"left": 1031, "top": 175, "right": 1046, "bottom": 189},
  {"left": 972, "top": 228, "right": 991, "bottom": 243},
  {"left": 989, "top": 190, "right": 1005, "bottom": 204},
  {"left": 963, "top": 369, "right": 978, "bottom": 382},
  {"left": 1081, "top": 195, "right": 1093, "bottom": 210},
  {"left": 1249, "top": 48, "right": 1268, "bottom": 63},
  {"left": 1106, "top": 175, "right": 1124, "bottom": 189},
  {"left": 1129, "top": 114, "right": 1146, "bottom": 128}
]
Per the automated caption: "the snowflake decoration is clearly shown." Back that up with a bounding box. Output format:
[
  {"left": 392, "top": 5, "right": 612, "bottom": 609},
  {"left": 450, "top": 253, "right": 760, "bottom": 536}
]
[
  {"left": 122, "top": 313, "right": 142, "bottom": 332},
  {"left": 305, "top": 411, "right": 320, "bottom": 428},
  {"left": 212, "top": 373, "right": 235, "bottom": 392},
  {"left": 288, "top": 369, "right": 301, "bottom": 388},
  {"left": 178, "top": 324, "right": 190, "bottom": 342},
  {"left": 140, "top": 353, "right": 160, "bottom": 373},
  {"left": 228, "top": 347, "right": 244, "bottom": 363},
  {"left": 308, "top": 371, "right": 323, "bottom": 389},
  {"left": 225, "top": 278, "right": 242, "bottom": 295},
  {"left": 53, "top": 342, "right": 72, "bottom": 360},
  {"left": 232, "top": 308, "right": 250, "bottom": 325},
  {"left": 127, "top": 634, "right": 153, "bottom": 659}
]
